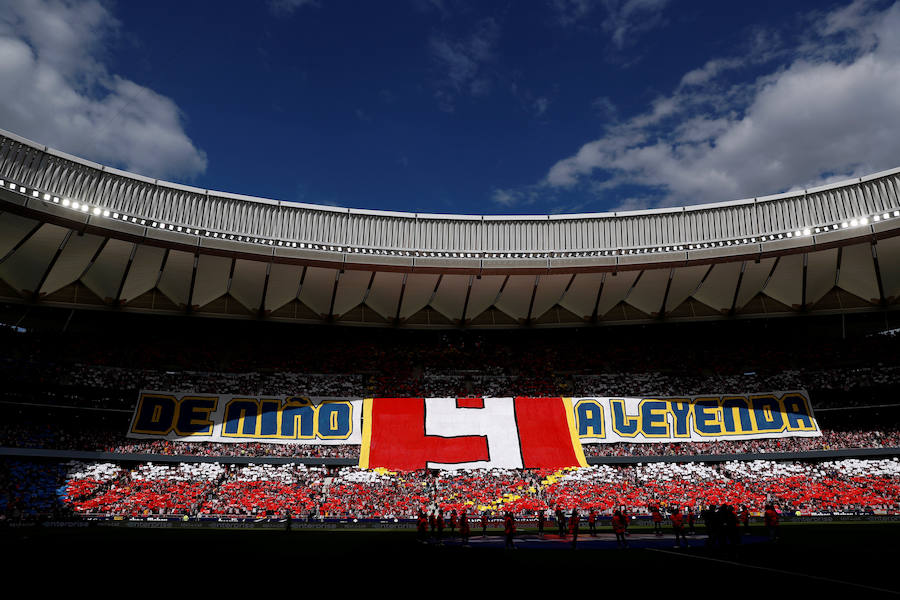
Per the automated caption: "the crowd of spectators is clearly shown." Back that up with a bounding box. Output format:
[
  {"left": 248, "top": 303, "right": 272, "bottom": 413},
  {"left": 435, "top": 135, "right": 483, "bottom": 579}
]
[
  {"left": 2, "top": 362, "right": 898, "bottom": 411},
  {"left": 2, "top": 320, "right": 898, "bottom": 411},
  {"left": 3, "top": 458, "right": 898, "bottom": 521}
]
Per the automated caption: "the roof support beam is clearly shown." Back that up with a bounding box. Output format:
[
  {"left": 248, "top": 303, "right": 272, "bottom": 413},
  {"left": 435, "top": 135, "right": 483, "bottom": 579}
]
[
  {"left": 327, "top": 269, "right": 341, "bottom": 321},
  {"left": 361, "top": 271, "right": 377, "bottom": 303},
  {"left": 525, "top": 275, "right": 540, "bottom": 323},
  {"left": 590, "top": 273, "right": 607, "bottom": 322},
  {"left": 871, "top": 241, "right": 886, "bottom": 305},
  {"left": 623, "top": 270, "right": 643, "bottom": 301},
  {"left": 0, "top": 222, "right": 42, "bottom": 265},
  {"left": 658, "top": 268, "right": 674, "bottom": 318},
  {"left": 558, "top": 273, "right": 577, "bottom": 304},
  {"left": 491, "top": 274, "right": 510, "bottom": 307},
  {"left": 224, "top": 257, "right": 236, "bottom": 295},
  {"left": 460, "top": 275, "right": 473, "bottom": 324},
  {"left": 32, "top": 229, "right": 72, "bottom": 301},
  {"left": 76, "top": 237, "right": 109, "bottom": 282},
  {"left": 258, "top": 262, "right": 273, "bottom": 318},
  {"left": 729, "top": 262, "right": 747, "bottom": 316},
  {"left": 834, "top": 247, "right": 843, "bottom": 287},
  {"left": 801, "top": 253, "right": 809, "bottom": 310},
  {"left": 394, "top": 273, "right": 408, "bottom": 323},
  {"left": 114, "top": 243, "right": 139, "bottom": 307},
  {"left": 295, "top": 265, "right": 308, "bottom": 299},
  {"left": 761, "top": 256, "right": 781, "bottom": 292}
]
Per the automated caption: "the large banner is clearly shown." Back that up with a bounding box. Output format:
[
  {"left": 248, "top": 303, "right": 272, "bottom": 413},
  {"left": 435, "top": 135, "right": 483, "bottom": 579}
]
[
  {"left": 359, "top": 397, "right": 588, "bottom": 471},
  {"left": 128, "top": 390, "right": 820, "bottom": 468},
  {"left": 572, "top": 391, "right": 820, "bottom": 443},
  {"left": 128, "top": 392, "right": 362, "bottom": 445}
]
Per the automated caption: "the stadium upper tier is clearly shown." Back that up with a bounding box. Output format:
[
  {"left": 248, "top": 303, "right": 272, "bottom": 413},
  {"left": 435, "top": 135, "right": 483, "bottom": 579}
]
[{"left": 1, "top": 128, "right": 899, "bottom": 327}]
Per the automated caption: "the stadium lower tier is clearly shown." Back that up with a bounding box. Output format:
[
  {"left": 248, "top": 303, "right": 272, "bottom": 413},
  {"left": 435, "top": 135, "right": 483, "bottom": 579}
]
[{"left": 3, "top": 458, "right": 898, "bottom": 520}]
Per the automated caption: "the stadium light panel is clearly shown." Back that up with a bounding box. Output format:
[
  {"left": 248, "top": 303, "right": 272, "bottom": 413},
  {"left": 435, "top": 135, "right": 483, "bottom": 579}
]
[
  {"left": 43, "top": 193, "right": 50, "bottom": 200},
  {"left": 72, "top": 202, "right": 80, "bottom": 209},
  {"left": 62, "top": 199, "right": 70, "bottom": 207},
  {"left": 92, "top": 207, "right": 100, "bottom": 215},
  {"left": 32, "top": 190, "right": 38, "bottom": 197}
]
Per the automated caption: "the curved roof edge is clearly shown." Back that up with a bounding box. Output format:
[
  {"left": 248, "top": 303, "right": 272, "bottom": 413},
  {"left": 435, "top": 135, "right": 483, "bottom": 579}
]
[
  {"left": 4, "top": 126, "right": 900, "bottom": 220},
  {"left": 2, "top": 128, "right": 900, "bottom": 259}
]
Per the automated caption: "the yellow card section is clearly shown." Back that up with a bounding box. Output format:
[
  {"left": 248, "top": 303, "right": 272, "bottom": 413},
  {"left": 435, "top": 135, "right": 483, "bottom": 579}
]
[
  {"left": 563, "top": 397, "right": 589, "bottom": 467},
  {"left": 358, "top": 398, "right": 374, "bottom": 469}
]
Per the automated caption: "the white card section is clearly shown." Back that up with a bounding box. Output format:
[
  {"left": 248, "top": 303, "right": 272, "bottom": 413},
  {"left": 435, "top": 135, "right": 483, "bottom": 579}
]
[{"left": 424, "top": 397, "right": 523, "bottom": 470}]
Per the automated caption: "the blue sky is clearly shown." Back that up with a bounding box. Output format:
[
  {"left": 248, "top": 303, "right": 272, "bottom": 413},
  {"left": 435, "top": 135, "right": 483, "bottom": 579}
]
[{"left": 2, "top": 0, "right": 899, "bottom": 215}]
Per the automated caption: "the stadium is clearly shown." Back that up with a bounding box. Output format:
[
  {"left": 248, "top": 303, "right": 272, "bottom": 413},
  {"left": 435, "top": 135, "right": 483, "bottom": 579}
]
[
  {"left": 1, "top": 126, "right": 900, "bottom": 589},
  {"left": 3, "top": 0, "right": 900, "bottom": 589}
]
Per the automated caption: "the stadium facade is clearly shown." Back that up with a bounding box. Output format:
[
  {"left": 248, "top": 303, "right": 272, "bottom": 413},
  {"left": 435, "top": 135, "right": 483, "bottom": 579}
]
[{"left": 1, "top": 128, "right": 899, "bottom": 328}]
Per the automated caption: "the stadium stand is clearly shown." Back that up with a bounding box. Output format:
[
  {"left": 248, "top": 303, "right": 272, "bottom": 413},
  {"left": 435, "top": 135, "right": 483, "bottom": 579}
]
[{"left": 1, "top": 129, "right": 899, "bottom": 526}]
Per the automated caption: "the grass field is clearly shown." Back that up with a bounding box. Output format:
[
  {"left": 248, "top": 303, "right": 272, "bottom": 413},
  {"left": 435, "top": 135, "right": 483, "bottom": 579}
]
[{"left": 4, "top": 522, "right": 898, "bottom": 595}]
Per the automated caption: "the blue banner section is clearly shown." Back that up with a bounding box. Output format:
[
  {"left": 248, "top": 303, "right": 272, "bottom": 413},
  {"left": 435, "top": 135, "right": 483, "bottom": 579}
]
[
  {"left": 128, "top": 392, "right": 362, "bottom": 445},
  {"left": 574, "top": 391, "right": 820, "bottom": 443}
]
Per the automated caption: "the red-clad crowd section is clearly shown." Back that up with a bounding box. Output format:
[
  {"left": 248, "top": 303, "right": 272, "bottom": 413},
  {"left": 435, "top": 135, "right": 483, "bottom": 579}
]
[{"left": 10, "top": 458, "right": 889, "bottom": 520}]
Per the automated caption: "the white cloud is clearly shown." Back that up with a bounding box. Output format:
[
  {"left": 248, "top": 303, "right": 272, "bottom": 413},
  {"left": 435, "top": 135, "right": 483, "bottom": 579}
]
[
  {"left": 549, "top": 0, "right": 597, "bottom": 27},
  {"left": 679, "top": 58, "right": 744, "bottom": 88},
  {"left": 543, "top": 0, "right": 900, "bottom": 209},
  {"left": 268, "top": 0, "right": 319, "bottom": 16},
  {"left": 550, "top": 0, "right": 671, "bottom": 49},
  {"left": 492, "top": 188, "right": 518, "bottom": 207},
  {"left": 601, "top": 0, "right": 671, "bottom": 49},
  {"left": 0, "top": 0, "right": 207, "bottom": 180},
  {"left": 430, "top": 18, "right": 500, "bottom": 111},
  {"left": 491, "top": 185, "right": 546, "bottom": 208}
]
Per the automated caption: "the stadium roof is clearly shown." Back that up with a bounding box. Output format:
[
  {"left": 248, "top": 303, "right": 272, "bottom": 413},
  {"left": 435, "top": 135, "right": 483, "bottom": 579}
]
[{"left": 1, "top": 128, "right": 899, "bottom": 328}]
